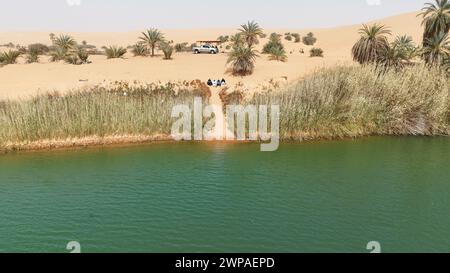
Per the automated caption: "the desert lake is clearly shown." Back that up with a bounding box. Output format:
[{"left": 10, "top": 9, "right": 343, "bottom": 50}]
[{"left": 0, "top": 137, "right": 449, "bottom": 253}]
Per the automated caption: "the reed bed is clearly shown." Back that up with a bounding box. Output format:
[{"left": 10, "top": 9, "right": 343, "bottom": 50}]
[
  {"left": 0, "top": 81, "right": 210, "bottom": 150},
  {"left": 248, "top": 65, "right": 450, "bottom": 140},
  {"left": 1, "top": 65, "right": 448, "bottom": 151}
]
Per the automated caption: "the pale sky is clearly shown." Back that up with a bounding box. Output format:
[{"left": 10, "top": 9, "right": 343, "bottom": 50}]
[{"left": 0, "top": 0, "right": 430, "bottom": 31}]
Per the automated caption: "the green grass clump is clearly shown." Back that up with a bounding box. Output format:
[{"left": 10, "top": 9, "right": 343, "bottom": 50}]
[
  {"left": 0, "top": 50, "right": 21, "bottom": 64},
  {"left": 268, "top": 47, "right": 288, "bottom": 62},
  {"left": 248, "top": 65, "right": 450, "bottom": 140},
  {"left": 160, "top": 42, "right": 174, "bottom": 60},
  {"left": 105, "top": 46, "right": 127, "bottom": 59},
  {"left": 0, "top": 82, "right": 211, "bottom": 147},
  {"left": 131, "top": 43, "right": 148, "bottom": 56},
  {"left": 50, "top": 47, "right": 69, "bottom": 62},
  {"left": 26, "top": 51, "right": 40, "bottom": 63}
]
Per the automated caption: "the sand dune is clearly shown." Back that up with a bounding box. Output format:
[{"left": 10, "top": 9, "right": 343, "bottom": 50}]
[{"left": 0, "top": 12, "right": 423, "bottom": 100}]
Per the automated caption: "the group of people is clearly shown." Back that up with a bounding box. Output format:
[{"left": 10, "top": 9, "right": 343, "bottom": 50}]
[{"left": 207, "top": 79, "right": 226, "bottom": 87}]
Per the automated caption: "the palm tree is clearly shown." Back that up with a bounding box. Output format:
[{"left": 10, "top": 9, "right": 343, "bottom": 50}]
[
  {"left": 239, "top": 21, "right": 264, "bottom": 47},
  {"left": 376, "top": 44, "right": 409, "bottom": 70},
  {"left": 443, "top": 56, "right": 450, "bottom": 72},
  {"left": 230, "top": 33, "right": 244, "bottom": 47},
  {"left": 140, "top": 28, "right": 165, "bottom": 57},
  {"left": 227, "top": 45, "right": 259, "bottom": 76},
  {"left": 393, "top": 35, "right": 417, "bottom": 61},
  {"left": 422, "top": 32, "right": 450, "bottom": 65},
  {"left": 420, "top": 0, "right": 450, "bottom": 46},
  {"left": 53, "top": 34, "right": 77, "bottom": 51},
  {"left": 352, "top": 24, "right": 392, "bottom": 64},
  {"left": 217, "top": 35, "right": 229, "bottom": 43}
]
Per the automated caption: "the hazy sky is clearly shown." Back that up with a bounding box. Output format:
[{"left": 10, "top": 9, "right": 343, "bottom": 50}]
[{"left": 0, "top": 0, "right": 430, "bottom": 31}]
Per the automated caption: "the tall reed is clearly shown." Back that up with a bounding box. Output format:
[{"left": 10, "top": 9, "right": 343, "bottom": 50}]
[
  {"left": 248, "top": 65, "right": 450, "bottom": 140},
  {"left": 0, "top": 81, "right": 210, "bottom": 148}
]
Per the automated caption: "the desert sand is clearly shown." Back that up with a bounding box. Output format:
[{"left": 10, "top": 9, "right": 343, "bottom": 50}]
[{"left": 0, "top": 12, "right": 423, "bottom": 100}]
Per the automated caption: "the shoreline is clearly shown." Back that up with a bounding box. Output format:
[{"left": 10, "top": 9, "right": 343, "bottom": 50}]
[{"left": 1, "top": 134, "right": 448, "bottom": 154}]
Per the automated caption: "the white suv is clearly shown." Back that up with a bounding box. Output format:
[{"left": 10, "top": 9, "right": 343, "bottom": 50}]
[{"left": 193, "top": 44, "right": 219, "bottom": 54}]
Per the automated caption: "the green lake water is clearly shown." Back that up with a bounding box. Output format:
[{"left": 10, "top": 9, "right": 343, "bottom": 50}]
[{"left": 0, "top": 137, "right": 449, "bottom": 253}]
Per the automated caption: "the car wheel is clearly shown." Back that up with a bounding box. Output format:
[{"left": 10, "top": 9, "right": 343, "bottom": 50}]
[
  {"left": 210, "top": 50, "right": 215, "bottom": 54},
  {"left": 195, "top": 50, "right": 200, "bottom": 54}
]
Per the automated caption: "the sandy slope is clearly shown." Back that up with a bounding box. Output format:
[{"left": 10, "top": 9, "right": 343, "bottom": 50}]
[{"left": 0, "top": 12, "right": 423, "bottom": 100}]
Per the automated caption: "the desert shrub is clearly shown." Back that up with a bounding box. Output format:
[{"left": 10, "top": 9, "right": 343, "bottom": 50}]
[
  {"left": 16, "top": 46, "right": 27, "bottom": 54},
  {"left": 0, "top": 50, "right": 21, "bottom": 64},
  {"left": 26, "top": 45, "right": 43, "bottom": 63},
  {"left": 303, "top": 32, "right": 317, "bottom": 45},
  {"left": 50, "top": 47, "right": 68, "bottom": 62},
  {"left": 310, "top": 48, "right": 324, "bottom": 57},
  {"left": 131, "top": 43, "right": 148, "bottom": 56},
  {"left": 62, "top": 48, "right": 89, "bottom": 65},
  {"left": 285, "top": 35, "right": 293, "bottom": 41},
  {"left": 105, "top": 46, "right": 127, "bottom": 59},
  {"left": 268, "top": 47, "right": 288, "bottom": 62},
  {"left": 189, "top": 43, "right": 197, "bottom": 50},
  {"left": 26, "top": 52, "right": 39, "bottom": 63},
  {"left": 160, "top": 42, "right": 174, "bottom": 60},
  {"left": 269, "top": 33, "right": 281, "bottom": 41},
  {"left": 292, "top": 33, "right": 301, "bottom": 43},
  {"left": 77, "top": 48, "right": 90, "bottom": 63},
  {"left": 220, "top": 89, "right": 245, "bottom": 107},
  {"left": 217, "top": 35, "right": 230, "bottom": 43},
  {"left": 65, "top": 55, "right": 80, "bottom": 65},
  {"left": 262, "top": 35, "right": 285, "bottom": 55},
  {"left": 28, "top": 43, "right": 49, "bottom": 55},
  {"left": 174, "top": 42, "right": 189, "bottom": 52},
  {"left": 53, "top": 34, "right": 77, "bottom": 51},
  {"left": 1, "top": 42, "right": 15, "bottom": 48},
  {"left": 79, "top": 42, "right": 97, "bottom": 51}
]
